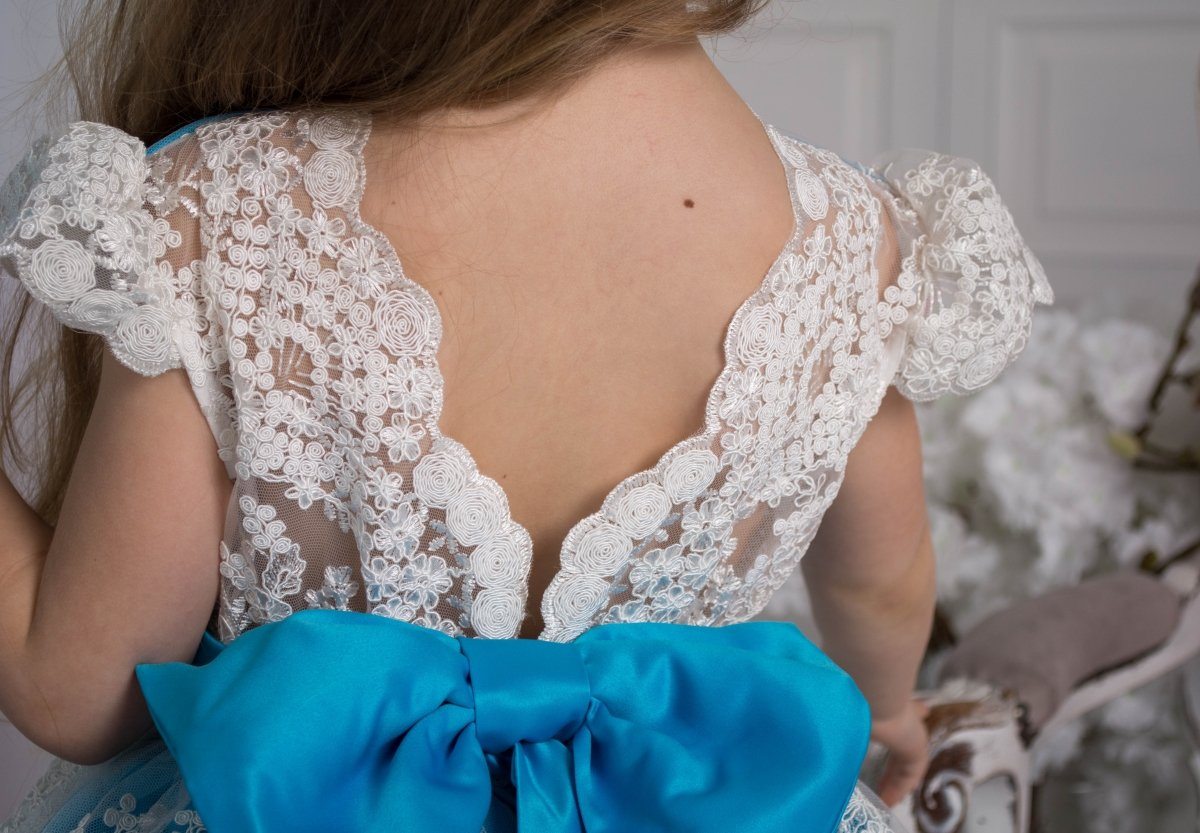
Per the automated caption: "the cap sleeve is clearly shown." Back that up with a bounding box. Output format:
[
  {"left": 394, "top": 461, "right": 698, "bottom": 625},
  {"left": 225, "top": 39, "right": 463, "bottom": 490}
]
[
  {"left": 865, "top": 148, "right": 1055, "bottom": 401},
  {"left": 0, "top": 120, "right": 235, "bottom": 472},
  {"left": 0, "top": 120, "right": 209, "bottom": 375}
]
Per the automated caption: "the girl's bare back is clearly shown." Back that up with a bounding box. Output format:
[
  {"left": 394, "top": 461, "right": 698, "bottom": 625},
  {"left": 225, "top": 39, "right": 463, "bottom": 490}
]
[{"left": 360, "top": 41, "right": 795, "bottom": 635}]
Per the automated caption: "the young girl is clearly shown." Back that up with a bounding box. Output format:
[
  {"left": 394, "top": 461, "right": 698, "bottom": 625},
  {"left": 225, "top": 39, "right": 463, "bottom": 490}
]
[{"left": 0, "top": 1, "right": 1052, "bottom": 831}]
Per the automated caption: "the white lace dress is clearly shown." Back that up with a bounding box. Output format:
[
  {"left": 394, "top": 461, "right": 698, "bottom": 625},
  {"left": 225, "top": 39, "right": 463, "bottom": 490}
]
[{"left": 0, "top": 107, "right": 1053, "bottom": 833}]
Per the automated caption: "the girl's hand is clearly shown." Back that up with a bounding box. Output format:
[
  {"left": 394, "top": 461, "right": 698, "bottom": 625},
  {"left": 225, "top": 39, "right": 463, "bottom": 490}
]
[{"left": 869, "top": 697, "right": 931, "bottom": 808}]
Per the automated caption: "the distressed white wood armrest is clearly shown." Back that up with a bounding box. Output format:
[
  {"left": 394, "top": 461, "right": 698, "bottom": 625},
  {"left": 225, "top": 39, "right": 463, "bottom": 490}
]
[{"left": 889, "top": 680, "right": 1029, "bottom": 833}]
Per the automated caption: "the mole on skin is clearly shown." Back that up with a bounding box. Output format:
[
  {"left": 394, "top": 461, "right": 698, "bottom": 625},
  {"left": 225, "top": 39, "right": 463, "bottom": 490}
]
[{"left": 683, "top": 198, "right": 694, "bottom": 207}]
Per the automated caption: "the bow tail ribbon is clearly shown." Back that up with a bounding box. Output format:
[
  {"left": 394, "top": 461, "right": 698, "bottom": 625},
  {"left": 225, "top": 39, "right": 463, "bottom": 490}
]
[{"left": 134, "top": 609, "right": 871, "bottom": 833}]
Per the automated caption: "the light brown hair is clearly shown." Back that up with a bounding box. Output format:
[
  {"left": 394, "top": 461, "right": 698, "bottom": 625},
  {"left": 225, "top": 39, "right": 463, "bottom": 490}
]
[{"left": 1, "top": 0, "right": 771, "bottom": 523}]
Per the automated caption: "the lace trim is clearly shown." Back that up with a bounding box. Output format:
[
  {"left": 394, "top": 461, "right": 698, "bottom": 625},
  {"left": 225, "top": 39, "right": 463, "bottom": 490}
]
[
  {"left": 334, "top": 113, "right": 533, "bottom": 639},
  {"left": 837, "top": 783, "right": 910, "bottom": 833}
]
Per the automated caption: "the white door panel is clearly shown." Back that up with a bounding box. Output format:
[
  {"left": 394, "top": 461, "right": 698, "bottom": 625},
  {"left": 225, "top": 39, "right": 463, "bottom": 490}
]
[
  {"left": 709, "top": 0, "right": 1200, "bottom": 326},
  {"left": 708, "top": 1, "right": 944, "bottom": 161}
]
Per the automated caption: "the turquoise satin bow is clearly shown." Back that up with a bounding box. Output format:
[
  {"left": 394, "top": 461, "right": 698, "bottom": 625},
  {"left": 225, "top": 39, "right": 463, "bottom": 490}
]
[{"left": 134, "top": 608, "right": 870, "bottom": 833}]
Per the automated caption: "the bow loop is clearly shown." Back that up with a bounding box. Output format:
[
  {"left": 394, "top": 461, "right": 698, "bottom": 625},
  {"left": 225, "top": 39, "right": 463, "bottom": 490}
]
[{"left": 457, "top": 636, "right": 591, "bottom": 752}]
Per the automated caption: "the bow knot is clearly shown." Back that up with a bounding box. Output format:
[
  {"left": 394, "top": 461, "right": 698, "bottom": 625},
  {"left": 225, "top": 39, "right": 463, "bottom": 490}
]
[{"left": 458, "top": 635, "right": 591, "bottom": 752}]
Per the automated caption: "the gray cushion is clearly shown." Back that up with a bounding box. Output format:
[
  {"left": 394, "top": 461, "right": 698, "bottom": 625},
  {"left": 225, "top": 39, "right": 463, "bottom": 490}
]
[{"left": 935, "top": 569, "right": 1182, "bottom": 734}]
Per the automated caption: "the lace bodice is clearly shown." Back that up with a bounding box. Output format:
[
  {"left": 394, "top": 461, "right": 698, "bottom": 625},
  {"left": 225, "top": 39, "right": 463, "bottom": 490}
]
[{"left": 0, "top": 107, "right": 1053, "bottom": 646}]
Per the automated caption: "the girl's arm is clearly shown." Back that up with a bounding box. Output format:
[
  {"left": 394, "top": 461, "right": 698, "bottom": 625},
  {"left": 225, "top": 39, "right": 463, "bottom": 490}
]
[
  {"left": 799, "top": 185, "right": 935, "bottom": 722},
  {"left": 0, "top": 349, "right": 231, "bottom": 765},
  {"left": 799, "top": 382, "right": 935, "bottom": 803},
  {"left": 800, "top": 383, "right": 935, "bottom": 722}
]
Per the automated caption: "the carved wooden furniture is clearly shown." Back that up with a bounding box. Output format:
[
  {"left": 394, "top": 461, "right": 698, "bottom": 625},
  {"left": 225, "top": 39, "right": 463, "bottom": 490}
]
[{"left": 886, "top": 550, "right": 1200, "bottom": 833}]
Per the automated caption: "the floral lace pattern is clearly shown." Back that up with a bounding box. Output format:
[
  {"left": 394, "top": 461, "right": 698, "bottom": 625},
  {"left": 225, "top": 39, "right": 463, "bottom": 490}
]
[
  {"left": 867, "top": 148, "right": 1055, "bottom": 401},
  {"left": 838, "top": 784, "right": 909, "bottom": 833},
  {"left": 0, "top": 122, "right": 203, "bottom": 375},
  {"left": 0, "top": 109, "right": 1051, "bottom": 649}
]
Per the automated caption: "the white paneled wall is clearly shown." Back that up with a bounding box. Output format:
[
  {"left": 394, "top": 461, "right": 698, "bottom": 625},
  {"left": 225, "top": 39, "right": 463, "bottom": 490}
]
[
  {"left": 709, "top": 0, "right": 1200, "bottom": 327},
  {"left": 710, "top": 0, "right": 944, "bottom": 161},
  {"left": 953, "top": 0, "right": 1200, "bottom": 325}
]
